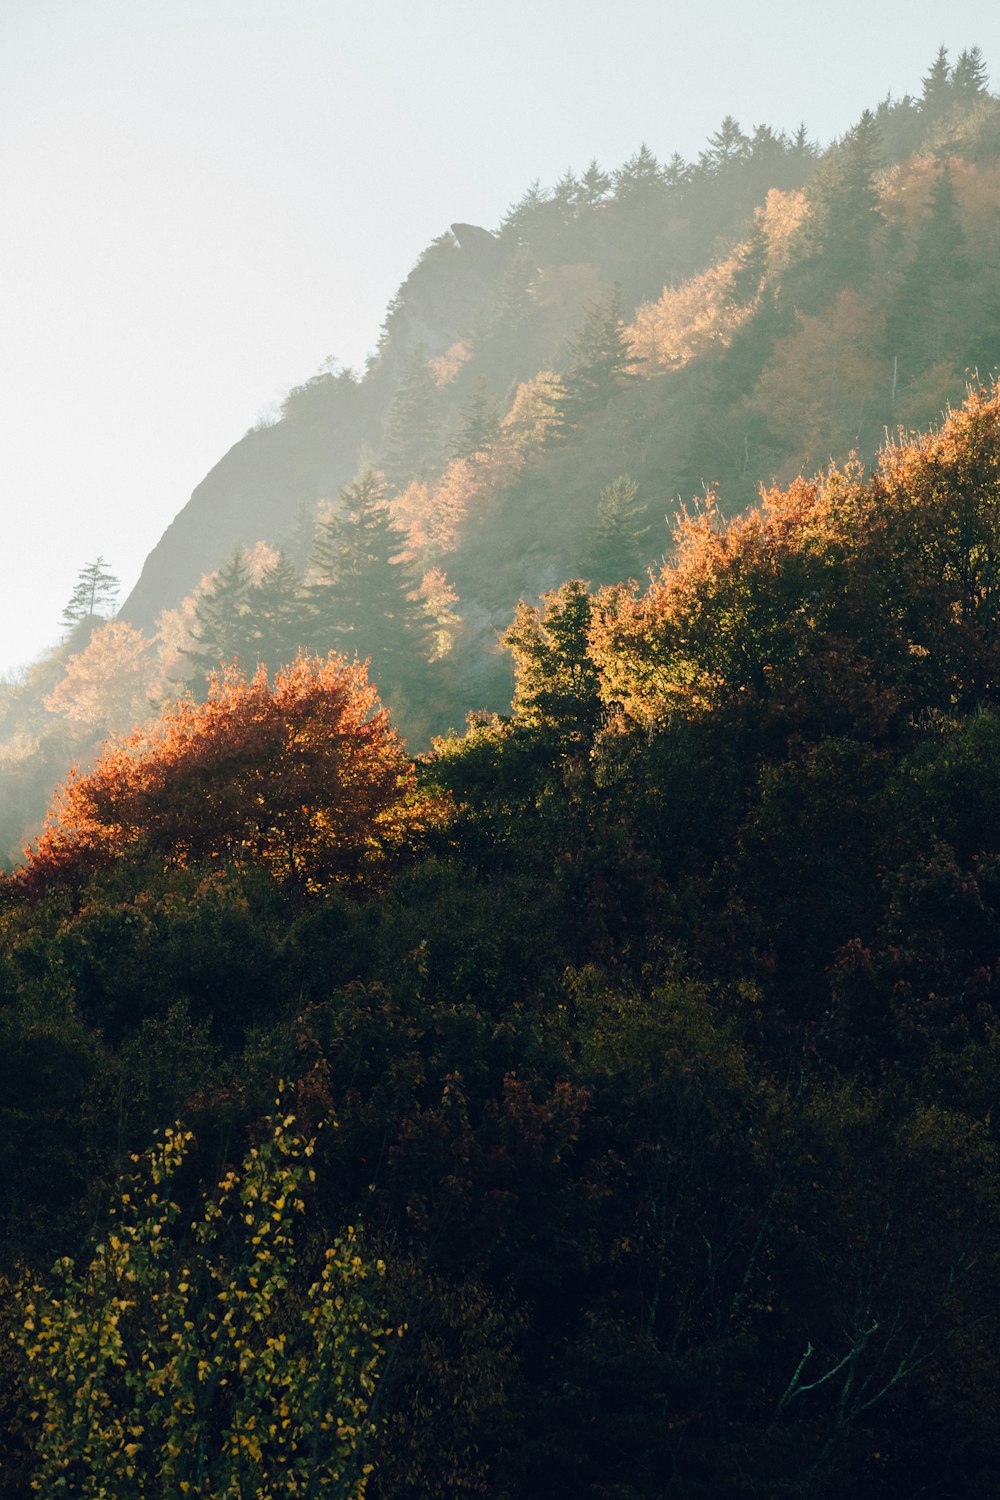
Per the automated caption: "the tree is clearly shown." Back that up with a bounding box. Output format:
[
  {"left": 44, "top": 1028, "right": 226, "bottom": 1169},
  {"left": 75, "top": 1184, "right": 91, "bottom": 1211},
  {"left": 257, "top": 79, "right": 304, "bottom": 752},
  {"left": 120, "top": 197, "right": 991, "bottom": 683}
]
[
  {"left": 952, "top": 46, "right": 989, "bottom": 109},
  {"left": 700, "top": 116, "right": 751, "bottom": 173},
  {"left": 612, "top": 144, "right": 664, "bottom": 205},
  {"left": 254, "top": 551, "right": 311, "bottom": 670},
  {"left": 43, "top": 621, "right": 160, "bottom": 737},
  {"left": 562, "top": 286, "right": 636, "bottom": 422},
  {"left": 449, "top": 376, "right": 501, "bottom": 461},
  {"left": 578, "top": 159, "right": 612, "bottom": 206},
  {"left": 22, "top": 653, "right": 432, "bottom": 893},
  {"left": 380, "top": 346, "right": 444, "bottom": 488},
  {"left": 16, "top": 1102, "right": 396, "bottom": 1498},
  {"left": 586, "top": 474, "right": 651, "bottom": 586},
  {"left": 788, "top": 110, "right": 884, "bottom": 305},
  {"left": 501, "top": 580, "right": 602, "bottom": 745},
  {"left": 61, "top": 558, "right": 119, "bottom": 632},
  {"left": 920, "top": 45, "right": 953, "bottom": 121},
  {"left": 185, "top": 549, "right": 258, "bottom": 684},
  {"left": 309, "top": 470, "right": 433, "bottom": 702},
  {"left": 885, "top": 162, "right": 969, "bottom": 385}
]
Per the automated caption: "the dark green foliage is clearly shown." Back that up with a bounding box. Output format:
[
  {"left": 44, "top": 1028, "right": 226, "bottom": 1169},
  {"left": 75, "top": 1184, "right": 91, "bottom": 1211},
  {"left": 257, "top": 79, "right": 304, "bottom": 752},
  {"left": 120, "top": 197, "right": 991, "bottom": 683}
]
[
  {"left": 886, "top": 163, "right": 971, "bottom": 385},
  {"left": 561, "top": 284, "right": 636, "bottom": 423},
  {"left": 921, "top": 45, "right": 954, "bottom": 121},
  {"left": 380, "top": 345, "right": 446, "bottom": 488},
  {"left": 185, "top": 548, "right": 259, "bottom": 681},
  {"left": 253, "top": 550, "right": 310, "bottom": 669},
  {"left": 308, "top": 468, "right": 434, "bottom": 712},
  {"left": 449, "top": 375, "right": 501, "bottom": 460},
  {"left": 8, "top": 61, "right": 1000, "bottom": 1500},
  {"left": 787, "top": 110, "right": 884, "bottom": 307},
  {"left": 586, "top": 473, "right": 651, "bottom": 585}
]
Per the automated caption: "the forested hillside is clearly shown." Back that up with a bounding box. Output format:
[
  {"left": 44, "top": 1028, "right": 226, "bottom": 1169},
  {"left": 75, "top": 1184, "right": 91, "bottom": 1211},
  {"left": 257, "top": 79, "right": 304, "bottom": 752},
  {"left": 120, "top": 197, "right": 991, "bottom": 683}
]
[
  {"left": 3, "top": 46, "right": 1000, "bottom": 864},
  {"left": 3, "top": 46, "right": 1000, "bottom": 1499}
]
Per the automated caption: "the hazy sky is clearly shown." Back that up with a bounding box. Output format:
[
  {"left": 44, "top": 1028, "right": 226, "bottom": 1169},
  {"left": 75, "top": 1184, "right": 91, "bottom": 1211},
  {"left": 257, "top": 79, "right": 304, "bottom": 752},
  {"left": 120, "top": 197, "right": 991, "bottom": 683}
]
[{"left": 2, "top": 0, "right": 999, "bottom": 677}]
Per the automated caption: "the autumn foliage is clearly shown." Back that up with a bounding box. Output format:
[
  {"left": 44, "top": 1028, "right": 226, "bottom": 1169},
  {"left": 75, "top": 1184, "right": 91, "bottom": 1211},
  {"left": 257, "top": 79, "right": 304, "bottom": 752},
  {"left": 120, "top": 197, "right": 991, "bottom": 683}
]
[
  {"left": 21, "top": 654, "right": 430, "bottom": 894},
  {"left": 592, "top": 381, "right": 1000, "bottom": 737}
]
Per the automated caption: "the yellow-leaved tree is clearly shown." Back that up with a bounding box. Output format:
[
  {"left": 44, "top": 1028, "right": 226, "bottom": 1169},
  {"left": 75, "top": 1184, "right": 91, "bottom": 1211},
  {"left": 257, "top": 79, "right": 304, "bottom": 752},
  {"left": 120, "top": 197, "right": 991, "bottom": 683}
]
[{"left": 16, "top": 1100, "right": 398, "bottom": 1498}]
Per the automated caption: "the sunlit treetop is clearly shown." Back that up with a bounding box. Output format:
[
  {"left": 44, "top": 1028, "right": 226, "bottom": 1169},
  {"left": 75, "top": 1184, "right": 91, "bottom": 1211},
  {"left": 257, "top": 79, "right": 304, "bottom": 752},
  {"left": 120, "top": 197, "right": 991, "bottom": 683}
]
[{"left": 19, "top": 652, "right": 446, "bottom": 896}]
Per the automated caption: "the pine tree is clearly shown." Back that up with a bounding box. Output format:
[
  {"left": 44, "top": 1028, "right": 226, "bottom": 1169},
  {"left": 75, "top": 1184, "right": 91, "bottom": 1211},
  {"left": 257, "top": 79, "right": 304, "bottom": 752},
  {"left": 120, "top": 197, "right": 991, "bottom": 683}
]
[
  {"left": 586, "top": 474, "right": 652, "bottom": 586},
  {"left": 254, "top": 551, "right": 310, "bottom": 670},
  {"left": 612, "top": 145, "right": 664, "bottom": 206},
  {"left": 562, "top": 286, "right": 636, "bottom": 423},
  {"left": 787, "top": 110, "right": 884, "bottom": 307},
  {"left": 498, "top": 179, "right": 553, "bottom": 247},
  {"left": 449, "top": 377, "right": 501, "bottom": 460},
  {"left": 952, "top": 47, "right": 989, "bottom": 109},
  {"left": 380, "top": 345, "right": 443, "bottom": 489},
  {"left": 60, "top": 557, "right": 119, "bottom": 631},
  {"left": 309, "top": 469, "right": 432, "bottom": 702},
  {"left": 886, "top": 162, "right": 969, "bottom": 385},
  {"left": 186, "top": 549, "right": 258, "bottom": 683},
  {"left": 579, "top": 159, "right": 612, "bottom": 206},
  {"left": 662, "top": 152, "right": 692, "bottom": 190},
  {"left": 701, "top": 116, "right": 751, "bottom": 173},
  {"left": 920, "top": 46, "right": 953, "bottom": 121},
  {"left": 729, "top": 221, "right": 769, "bottom": 308}
]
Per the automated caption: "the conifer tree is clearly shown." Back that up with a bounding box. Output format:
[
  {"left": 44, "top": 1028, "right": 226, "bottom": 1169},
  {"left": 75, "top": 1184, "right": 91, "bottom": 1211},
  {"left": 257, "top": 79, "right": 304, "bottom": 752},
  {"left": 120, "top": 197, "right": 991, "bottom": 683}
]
[
  {"left": 886, "top": 162, "right": 969, "bottom": 384},
  {"left": 254, "top": 551, "right": 310, "bottom": 670},
  {"left": 309, "top": 469, "right": 432, "bottom": 701},
  {"left": 952, "top": 47, "right": 989, "bottom": 108},
  {"left": 579, "top": 159, "right": 612, "bottom": 206},
  {"left": 586, "top": 474, "right": 652, "bottom": 586},
  {"left": 186, "top": 549, "right": 258, "bottom": 683},
  {"left": 449, "top": 377, "right": 501, "bottom": 460},
  {"left": 60, "top": 557, "right": 119, "bottom": 631},
  {"left": 787, "top": 110, "right": 884, "bottom": 307},
  {"left": 380, "top": 345, "right": 443, "bottom": 489},
  {"left": 701, "top": 116, "right": 751, "bottom": 173},
  {"left": 562, "top": 286, "right": 636, "bottom": 423},
  {"left": 920, "top": 46, "right": 953, "bottom": 121},
  {"left": 612, "top": 145, "right": 664, "bottom": 205}
]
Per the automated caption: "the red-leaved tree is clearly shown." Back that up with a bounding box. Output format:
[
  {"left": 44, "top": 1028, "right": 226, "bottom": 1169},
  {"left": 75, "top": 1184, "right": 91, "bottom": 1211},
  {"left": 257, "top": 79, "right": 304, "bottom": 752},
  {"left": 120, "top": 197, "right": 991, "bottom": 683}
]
[{"left": 21, "top": 654, "right": 435, "bottom": 894}]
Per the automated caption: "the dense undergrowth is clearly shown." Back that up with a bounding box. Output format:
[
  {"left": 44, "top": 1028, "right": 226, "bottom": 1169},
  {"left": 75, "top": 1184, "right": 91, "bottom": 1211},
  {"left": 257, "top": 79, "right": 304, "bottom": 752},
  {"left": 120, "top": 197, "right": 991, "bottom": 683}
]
[{"left": 3, "top": 387, "right": 1000, "bottom": 1495}]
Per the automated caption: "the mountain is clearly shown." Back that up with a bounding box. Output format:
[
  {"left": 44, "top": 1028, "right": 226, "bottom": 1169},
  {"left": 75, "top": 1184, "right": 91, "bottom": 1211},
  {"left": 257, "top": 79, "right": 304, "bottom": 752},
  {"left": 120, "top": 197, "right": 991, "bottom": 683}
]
[
  {"left": 6, "top": 48, "right": 1000, "bottom": 1500},
  {"left": 111, "top": 58, "right": 1000, "bottom": 747},
  {"left": 2, "top": 48, "right": 999, "bottom": 865}
]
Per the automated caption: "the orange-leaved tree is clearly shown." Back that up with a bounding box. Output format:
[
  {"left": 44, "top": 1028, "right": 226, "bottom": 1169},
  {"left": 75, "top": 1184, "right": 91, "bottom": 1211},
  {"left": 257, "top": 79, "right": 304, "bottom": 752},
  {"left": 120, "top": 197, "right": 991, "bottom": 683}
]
[
  {"left": 21, "top": 653, "right": 437, "bottom": 894},
  {"left": 590, "top": 382, "right": 1000, "bottom": 741}
]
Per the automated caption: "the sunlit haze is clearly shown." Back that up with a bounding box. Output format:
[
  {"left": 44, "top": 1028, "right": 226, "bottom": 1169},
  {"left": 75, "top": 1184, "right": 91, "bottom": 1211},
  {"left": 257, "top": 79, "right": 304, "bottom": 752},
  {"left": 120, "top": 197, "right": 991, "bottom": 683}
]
[{"left": 2, "top": 0, "right": 998, "bottom": 676}]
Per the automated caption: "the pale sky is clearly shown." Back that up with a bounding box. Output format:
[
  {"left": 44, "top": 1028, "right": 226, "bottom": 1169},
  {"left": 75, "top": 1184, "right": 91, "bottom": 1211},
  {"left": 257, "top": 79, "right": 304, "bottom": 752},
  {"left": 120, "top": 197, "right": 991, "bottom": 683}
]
[{"left": 2, "top": 0, "right": 999, "bottom": 677}]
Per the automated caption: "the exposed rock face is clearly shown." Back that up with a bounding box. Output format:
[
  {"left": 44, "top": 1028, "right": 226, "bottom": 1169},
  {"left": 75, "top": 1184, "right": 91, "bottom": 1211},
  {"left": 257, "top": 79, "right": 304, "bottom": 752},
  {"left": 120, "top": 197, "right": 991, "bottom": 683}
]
[
  {"left": 120, "top": 372, "right": 385, "bottom": 631},
  {"left": 121, "top": 226, "right": 505, "bottom": 631}
]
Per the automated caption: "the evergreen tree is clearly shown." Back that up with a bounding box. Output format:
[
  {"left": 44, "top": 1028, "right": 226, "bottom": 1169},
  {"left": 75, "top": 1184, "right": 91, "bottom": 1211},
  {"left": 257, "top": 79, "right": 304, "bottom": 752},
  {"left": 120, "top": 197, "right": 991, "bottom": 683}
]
[
  {"left": 586, "top": 474, "right": 652, "bottom": 586},
  {"left": 309, "top": 469, "right": 432, "bottom": 701},
  {"left": 612, "top": 145, "right": 664, "bottom": 206},
  {"left": 449, "top": 376, "right": 501, "bottom": 460},
  {"left": 729, "top": 220, "right": 769, "bottom": 308},
  {"left": 952, "top": 47, "right": 989, "bottom": 109},
  {"left": 186, "top": 549, "right": 258, "bottom": 683},
  {"left": 787, "top": 110, "right": 884, "bottom": 307},
  {"left": 60, "top": 557, "right": 119, "bottom": 631},
  {"left": 920, "top": 46, "right": 953, "bottom": 121},
  {"left": 380, "top": 345, "right": 443, "bottom": 489},
  {"left": 700, "top": 116, "right": 751, "bottom": 173},
  {"left": 498, "top": 179, "right": 553, "bottom": 247},
  {"left": 885, "top": 162, "right": 969, "bottom": 384},
  {"left": 579, "top": 159, "right": 612, "bottom": 206},
  {"left": 562, "top": 286, "right": 636, "bottom": 422},
  {"left": 254, "top": 551, "right": 310, "bottom": 670},
  {"left": 662, "top": 152, "right": 692, "bottom": 189}
]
